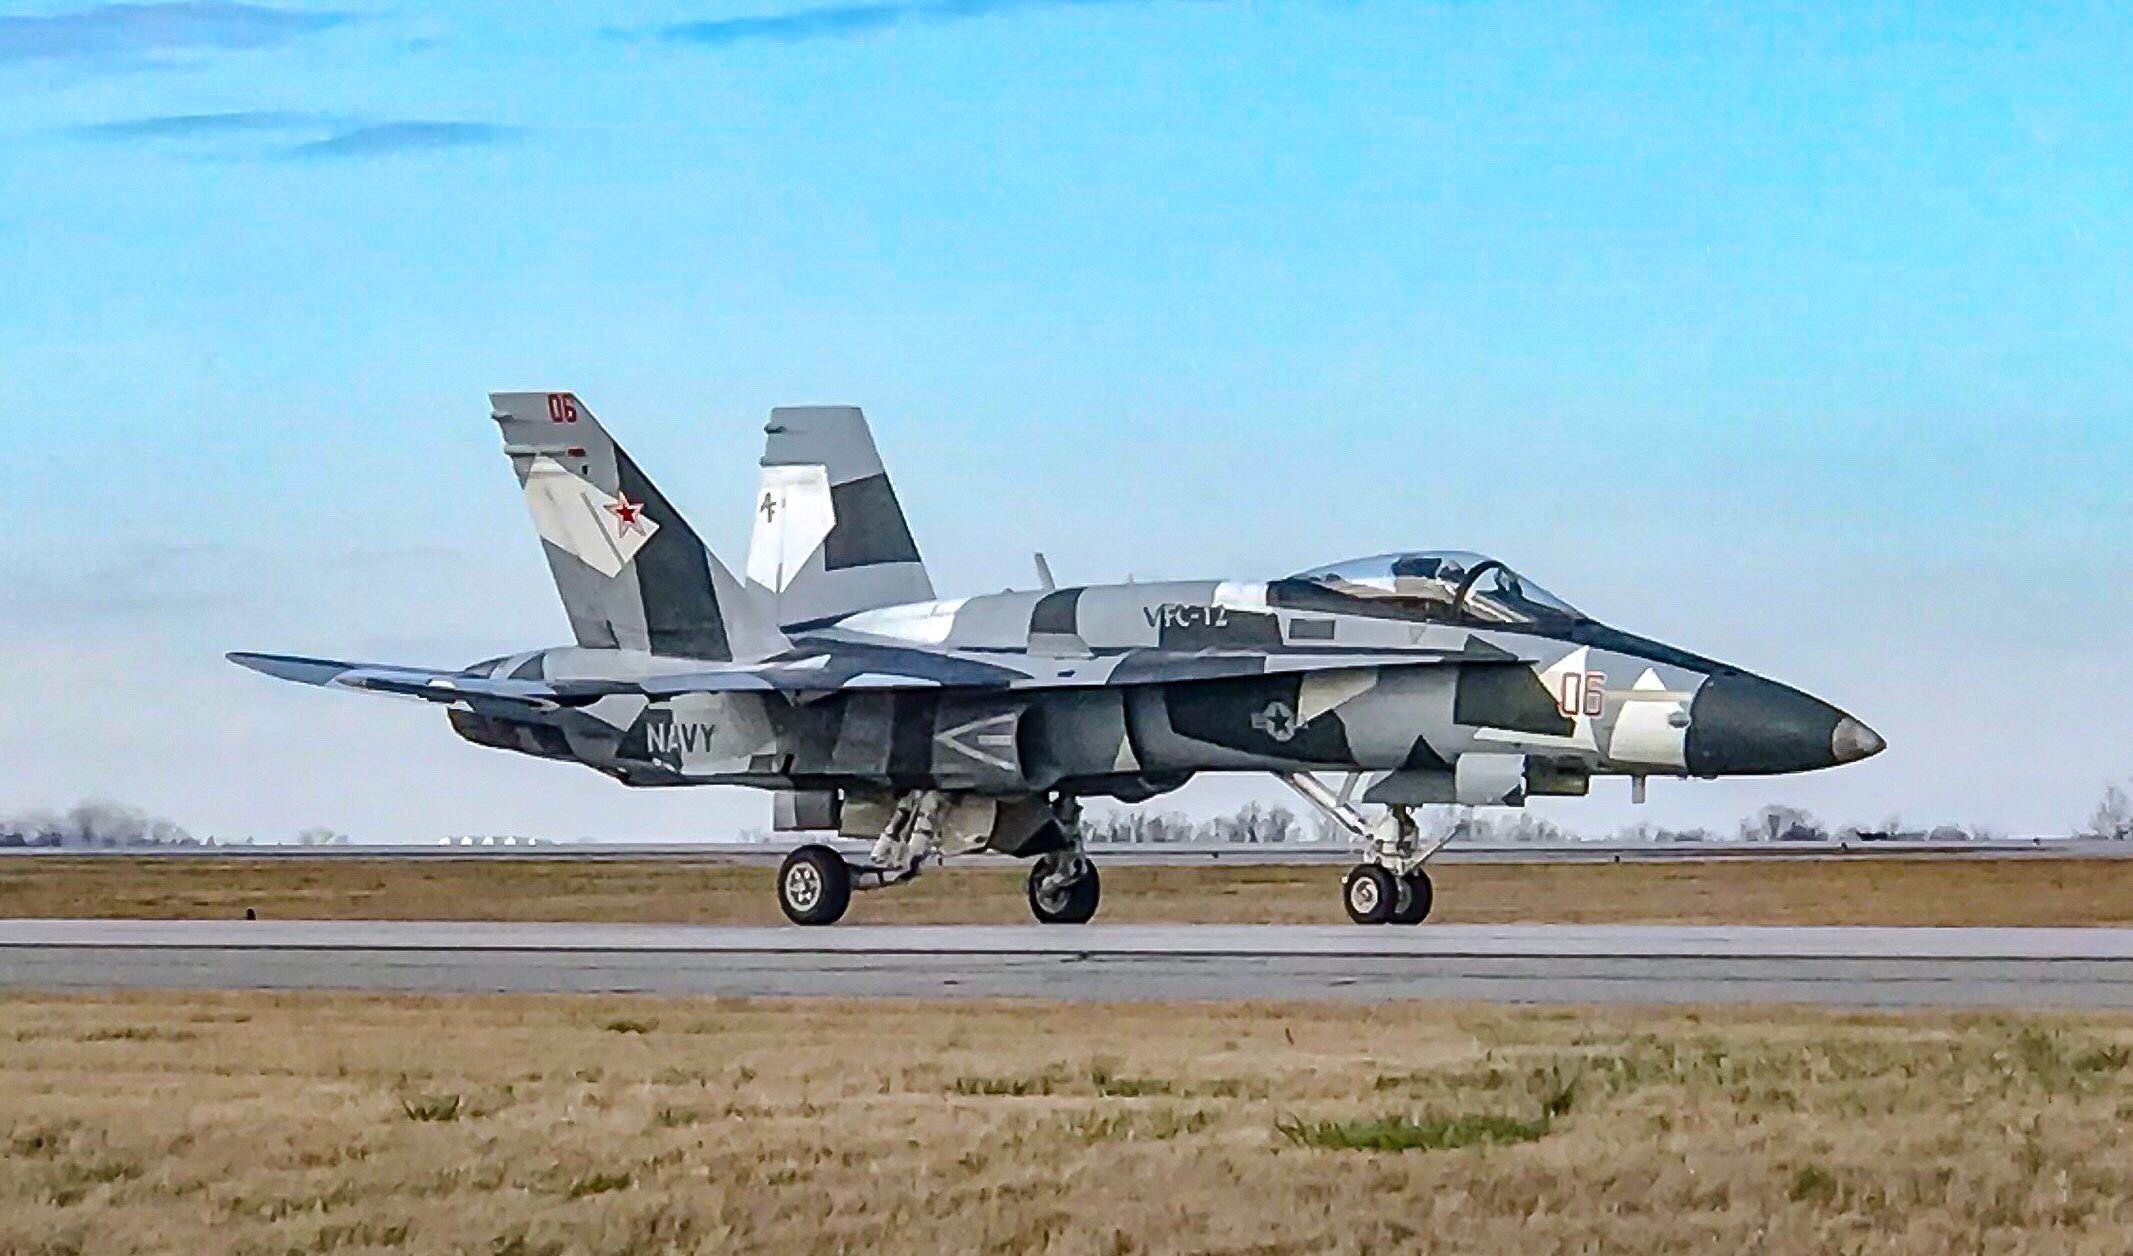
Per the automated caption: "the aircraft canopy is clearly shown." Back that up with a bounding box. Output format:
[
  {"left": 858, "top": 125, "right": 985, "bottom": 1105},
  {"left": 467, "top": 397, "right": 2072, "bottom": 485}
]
[{"left": 1287, "top": 551, "right": 1584, "bottom": 626}]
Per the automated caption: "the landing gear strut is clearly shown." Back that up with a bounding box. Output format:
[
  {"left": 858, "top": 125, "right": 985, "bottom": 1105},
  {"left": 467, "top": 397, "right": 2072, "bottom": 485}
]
[
  {"left": 866, "top": 790, "right": 948, "bottom": 881},
  {"left": 1279, "top": 772, "right": 1451, "bottom": 926}
]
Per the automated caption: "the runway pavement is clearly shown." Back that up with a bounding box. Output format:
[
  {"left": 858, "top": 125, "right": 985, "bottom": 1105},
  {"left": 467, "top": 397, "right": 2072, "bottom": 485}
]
[
  {"left": 7, "top": 920, "right": 2133, "bottom": 1008},
  {"left": 2, "top": 838, "right": 2116, "bottom": 864}
]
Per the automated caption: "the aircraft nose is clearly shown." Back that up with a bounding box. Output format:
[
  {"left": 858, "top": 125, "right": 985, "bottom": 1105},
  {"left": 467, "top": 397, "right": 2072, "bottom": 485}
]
[
  {"left": 1684, "top": 672, "right": 1883, "bottom": 776},
  {"left": 1831, "top": 716, "right": 1887, "bottom": 764}
]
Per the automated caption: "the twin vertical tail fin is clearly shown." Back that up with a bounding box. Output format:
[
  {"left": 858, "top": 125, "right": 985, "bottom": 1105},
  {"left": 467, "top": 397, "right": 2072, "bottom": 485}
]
[
  {"left": 746, "top": 406, "right": 935, "bottom": 627},
  {"left": 491, "top": 391, "right": 784, "bottom": 662}
]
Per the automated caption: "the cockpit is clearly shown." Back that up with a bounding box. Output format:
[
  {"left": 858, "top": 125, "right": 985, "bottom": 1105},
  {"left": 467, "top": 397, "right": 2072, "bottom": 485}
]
[{"left": 1282, "top": 550, "right": 1585, "bottom": 627}]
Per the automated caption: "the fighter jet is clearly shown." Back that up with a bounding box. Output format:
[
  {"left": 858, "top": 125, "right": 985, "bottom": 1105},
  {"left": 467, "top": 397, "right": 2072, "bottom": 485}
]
[{"left": 232, "top": 393, "right": 1885, "bottom": 926}]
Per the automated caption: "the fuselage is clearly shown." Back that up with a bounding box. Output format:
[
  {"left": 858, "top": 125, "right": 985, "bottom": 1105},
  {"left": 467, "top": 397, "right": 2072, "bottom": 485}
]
[{"left": 447, "top": 561, "right": 1884, "bottom": 807}]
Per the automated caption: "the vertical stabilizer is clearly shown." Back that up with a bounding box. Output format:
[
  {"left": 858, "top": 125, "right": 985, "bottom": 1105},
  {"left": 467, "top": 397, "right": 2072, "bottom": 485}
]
[
  {"left": 746, "top": 406, "right": 934, "bottom": 627},
  {"left": 491, "top": 391, "right": 784, "bottom": 662}
]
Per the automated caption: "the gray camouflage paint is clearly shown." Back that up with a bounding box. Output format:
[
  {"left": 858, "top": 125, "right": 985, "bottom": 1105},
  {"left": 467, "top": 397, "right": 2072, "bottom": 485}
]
[
  {"left": 749, "top": 405, "right": 934, "bottom": 628},
  {"left": 232, "top": 392, "right": 1884, "bottom": 846}
]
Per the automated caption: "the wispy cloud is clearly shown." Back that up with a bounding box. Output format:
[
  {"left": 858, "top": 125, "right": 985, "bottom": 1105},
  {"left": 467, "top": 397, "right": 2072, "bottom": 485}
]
[
  {"left": 0, "top": 541, "right": 235, "bottom": 630},
  {"left": 0, "top": 540, "right": 483, "bottom": 636},
  {"left": 71, "top": 109, "right": 319, "bottom": 139},
  {"left": 283, "top": 121, "right": 518, "bottom": 159},
  {"left": 59, "top": 111, "right": 516, "bottom": 159},
  {"left": 648, "top": 0, "right": 1189, "bottom": 48},
  {"left": 0, "top": 2, "right": 347, "bottom": 65}
]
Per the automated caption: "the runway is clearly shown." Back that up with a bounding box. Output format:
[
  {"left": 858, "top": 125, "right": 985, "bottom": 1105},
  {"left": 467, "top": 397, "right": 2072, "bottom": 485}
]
[{"left": 7, "top": 921, "right": 2133, "bottom": 1008}]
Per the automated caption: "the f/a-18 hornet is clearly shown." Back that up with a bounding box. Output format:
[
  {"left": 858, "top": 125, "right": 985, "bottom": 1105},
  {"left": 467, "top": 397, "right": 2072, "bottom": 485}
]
[{"left": 234, "top": 393, "right": 1885, "bottom": 926}]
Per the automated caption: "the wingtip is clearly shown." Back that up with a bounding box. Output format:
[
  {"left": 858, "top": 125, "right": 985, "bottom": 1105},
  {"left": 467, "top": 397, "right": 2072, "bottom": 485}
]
[{"left": 225, "top": 651, "right": 357, "bottom": 686}]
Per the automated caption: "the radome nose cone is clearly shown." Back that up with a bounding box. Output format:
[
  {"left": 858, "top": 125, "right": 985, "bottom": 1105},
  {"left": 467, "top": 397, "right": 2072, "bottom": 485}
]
[
  {"left": 1831, "top": 717, "right": 1886, "bottom": 764},
  {"left": 1685, "top": 672, "right": 1859, "bottom": 777}
]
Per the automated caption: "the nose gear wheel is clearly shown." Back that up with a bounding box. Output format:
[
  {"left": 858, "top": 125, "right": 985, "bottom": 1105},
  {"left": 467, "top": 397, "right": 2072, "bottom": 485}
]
[
  {"left": 1343, "top": 864, "right": 1398, "bottom": 925},
  {"left": 1388, "top": 870, "right": 1434, "bottom": 925}
]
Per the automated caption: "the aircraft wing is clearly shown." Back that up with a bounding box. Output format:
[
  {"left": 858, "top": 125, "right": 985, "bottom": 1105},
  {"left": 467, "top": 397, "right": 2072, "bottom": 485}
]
[
  {"left": 231, "top": 644, "right": 1529, "bottom": 709},
  {"left": 227, "top": 650, "right": 910, "bottom": 712}
]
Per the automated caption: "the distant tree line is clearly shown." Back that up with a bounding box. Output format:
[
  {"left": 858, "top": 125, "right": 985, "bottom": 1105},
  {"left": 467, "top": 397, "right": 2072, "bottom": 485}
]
[
  {"left": 1078, "top": 790, "right": 2133, "bottom": 847},
  {"left": 0, "top": 801, "right": 352, "bottom": 849},
  {"left": 1083, "top": 802, "right": 1309, "bottom": 845},
  {"left": 2088, "top": 781, "right": 2133, "bottom": 841},
  {"left": 0, "top": 801, "right": 199, "bottom": 848},
  {"left": 11, "top": 778, "right": 2131, "bottom": 848}
]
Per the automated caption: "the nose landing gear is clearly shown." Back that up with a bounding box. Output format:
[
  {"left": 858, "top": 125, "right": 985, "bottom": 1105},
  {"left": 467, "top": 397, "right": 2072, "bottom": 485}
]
[
  {"left": 1280, "top": 772, "right": 1449, "bottom": 926},
  {"left": 1340, "top": 865, "right": 1433, "bottom": 925}
]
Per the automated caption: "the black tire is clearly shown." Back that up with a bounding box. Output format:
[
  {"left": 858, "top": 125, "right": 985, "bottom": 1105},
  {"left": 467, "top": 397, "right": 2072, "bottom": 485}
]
[
  {"left": 1027, "top": 858, "right": 1101, "bottom": 925},
  {"left": 778, "top": 844, "right": 852, "bottom": 926},
  {"left": 1342, "top": 864, "right": 1399, "bottom": 925},
  {"left": 1388, "top": 870, "right": 1435, "bottom": 925}
]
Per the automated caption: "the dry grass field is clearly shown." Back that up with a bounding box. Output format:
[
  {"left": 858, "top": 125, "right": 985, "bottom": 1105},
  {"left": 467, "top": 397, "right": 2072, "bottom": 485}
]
[
  {"left": 6, "top": 855, "right": 2133, "bottom": 926},
  {"left": 2, "top": 992, "right": 2131, "bottom": 1255}
]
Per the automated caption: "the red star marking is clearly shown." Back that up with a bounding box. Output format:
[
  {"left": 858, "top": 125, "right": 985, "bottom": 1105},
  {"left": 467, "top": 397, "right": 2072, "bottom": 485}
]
[{"left": 606, "top": 492, "right": 648, "bottom": 535}]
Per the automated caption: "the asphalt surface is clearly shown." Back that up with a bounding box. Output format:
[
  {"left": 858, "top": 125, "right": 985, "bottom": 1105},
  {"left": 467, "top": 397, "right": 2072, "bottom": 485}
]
[
  {"left": 1, "top": 839, "right": 2119, "bottom": 865},
  {"left": 7, "top": 921, "right": 2133, "bottom": 1008}
]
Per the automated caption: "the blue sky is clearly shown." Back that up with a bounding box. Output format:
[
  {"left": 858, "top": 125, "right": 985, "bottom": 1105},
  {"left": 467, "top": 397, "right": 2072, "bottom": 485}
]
[{"left": 2, "top": 0, "right": 2128, "bottom": 841}]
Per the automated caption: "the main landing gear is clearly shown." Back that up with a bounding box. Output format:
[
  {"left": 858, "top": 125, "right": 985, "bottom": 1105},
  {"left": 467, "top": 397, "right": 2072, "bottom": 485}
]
[
  {"left": 1279, "top": 772, "right": 1451, "bottom": 926},
  {"left": 1026, "top": 850, "right": 1101, "bottom": 925},
  {"left": 777, "top": 844, "right": 852, "bottom": 926},
  {"left": 775, "top": 791, "right": 1101, "bottom": 927}
]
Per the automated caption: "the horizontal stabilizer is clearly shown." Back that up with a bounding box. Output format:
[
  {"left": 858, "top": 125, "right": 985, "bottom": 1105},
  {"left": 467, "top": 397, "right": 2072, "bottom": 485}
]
[
  {"left": 227, "top": 652, "right": 609, "bottom": 713},
  {"left": 226, "top": 652, "right": 357, "bottom": 687}
]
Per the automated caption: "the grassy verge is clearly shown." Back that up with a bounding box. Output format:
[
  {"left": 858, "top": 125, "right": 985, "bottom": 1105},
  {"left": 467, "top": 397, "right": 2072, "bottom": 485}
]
[
  {"left": 7, "top": 854, "right": 2133, "bottom": 926},
  {"left": 3, "top": 993, "right": 2132, "bottom": 1254},
  {"left": 1275, "top": 1111, "right": 1553, "bottom": 1152}
]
